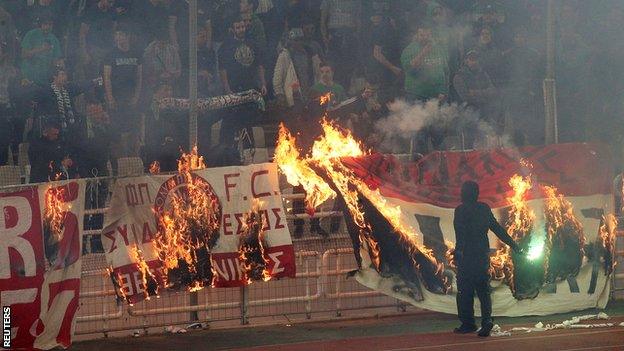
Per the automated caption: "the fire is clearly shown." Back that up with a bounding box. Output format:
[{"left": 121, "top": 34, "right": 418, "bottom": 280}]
[
  {"left": 542, "top": 185, "right": 585, "bottom": 282},
  {"left": 507, "top": 174, "right": 535, "bottom": 236},
  {"left": 108, "top": 267, "right": 129, "bottom": 303},
  {"left": 178, "top": 145, "right": 205, "bottom": 172},
  {"left": 490, "top": 174, "right": 535, "bottom": 290},
  {"left": 238, "top": 200, "right": 272, "bottom": 283},
  {"left": 319, "top": 92, "right": 331, "bottom": 105},
  {"left": 130, "top": 245, "right": 157, "bottom": 299},
  {"left": 149, "top": 161, "right": 161, "bottom": 174},
  {"left": 599, "top": 214, "right": 618, "bottom": 275},
  {"left": 445, "top": 240, "right": 456, "bottom": 269},
  {"left": 274, "top": 123, "right": 336, "bottom": 213},
  {"left": 153, "top": 146, "right": 220, "bottom": 291},
  {"left": 276, "top": 119, "right": 447, "bottom": 291},
  {"left": 43, "top": 179, "right": 70, "bottom": 243}
]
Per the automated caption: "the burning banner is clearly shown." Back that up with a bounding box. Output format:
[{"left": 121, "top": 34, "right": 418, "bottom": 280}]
[
  {"left": 0, "top": 180, "right": 85, "bottom": 349},
  {"left": 102, "top": 153, "right": 295, "bottom": 304},
  {"left": 276, "top": 119, "right": 617, "bottom": 316}
]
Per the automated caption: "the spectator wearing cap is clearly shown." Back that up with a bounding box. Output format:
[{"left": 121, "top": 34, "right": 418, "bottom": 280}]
[
  {"left": 273, "top": 28, "right": 320, "bottom": 109},
  {"left": 28, "top": 118, "right": 77, "bottom": 183},
  {"left": 20, "top": 14, "right": 62, "bottom": 86}
]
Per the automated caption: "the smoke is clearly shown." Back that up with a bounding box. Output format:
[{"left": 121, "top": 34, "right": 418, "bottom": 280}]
[{"left": 374, "top": 99, "right": 514, "bottom": 153}]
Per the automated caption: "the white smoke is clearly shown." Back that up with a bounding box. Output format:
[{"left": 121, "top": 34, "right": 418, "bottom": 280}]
[{"left": 374, "top": 98, "right": 515, "bottom": 153}]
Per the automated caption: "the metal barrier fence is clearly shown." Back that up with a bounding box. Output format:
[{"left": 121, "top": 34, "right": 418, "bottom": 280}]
[{"left": 69, "top": 176, "right": 412, "bottom": 339}]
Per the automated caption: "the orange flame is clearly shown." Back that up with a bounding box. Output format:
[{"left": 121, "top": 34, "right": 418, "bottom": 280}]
[
  {"left": 237, "top": 199, "right": 272, "bottom": 283},
  {"left": 319, "top": 92, "right": 331, "bottom": 105},
  {"left": 108, "top": 267, "right": 130, "bottom": 304},
  {"left": 490, "top": 174, "right": 534, "bottom": 289},
  {"left": 130, "top": 244, "right": 157, "bottom": 299},
  {"left": 276, "top": 119, "right": 445, "bottom": 286},
  {"left": 274, "top": 123, "right": 337, "bottom": 212},
  {"left": 178, "top": 145, "right": 206, "bottom": 173},
  {"left": 599, "top": 214, "right": 618, "bottom": 274},
  {"left": 44, "top": 178, "right": 69, "bottom": 243},
  {"left": 149, "top": 161, "right": 161, "bottom": 174},
  {"left": 154, "top": 146, "right": 220, "bottom": 291}
]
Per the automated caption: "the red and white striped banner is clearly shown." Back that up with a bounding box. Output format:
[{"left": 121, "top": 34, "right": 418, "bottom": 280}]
[
  {"left": 0, "top": 181, "right": 85, "bottom": 350},
  {"left": 343, "top": 143, "right": 615, "bottom": 316}
]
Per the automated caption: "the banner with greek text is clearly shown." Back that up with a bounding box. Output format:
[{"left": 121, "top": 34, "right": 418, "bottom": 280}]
[{"left": 102, "top": 163, "right": 295, "bottom": 304}]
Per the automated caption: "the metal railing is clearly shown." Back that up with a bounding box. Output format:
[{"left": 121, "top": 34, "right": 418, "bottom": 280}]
[{"left": 60, "top": 176, "right": 410, "bottom": 339}]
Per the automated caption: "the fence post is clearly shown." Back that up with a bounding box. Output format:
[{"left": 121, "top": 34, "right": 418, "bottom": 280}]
[
  {"left": 335, "top": 253, "right": 342, "bottom": 317},
  {"left": 240, "top": 285, "right": 249, "bottom": 325}
]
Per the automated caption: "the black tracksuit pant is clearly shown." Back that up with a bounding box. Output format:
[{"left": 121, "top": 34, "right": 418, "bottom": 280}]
[{"left": 456, "top": 256, "right": 492, "bottom": 327}]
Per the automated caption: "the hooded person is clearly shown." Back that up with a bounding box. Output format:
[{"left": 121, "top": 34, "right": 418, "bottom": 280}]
[{"left": 453, "top": 180, "right": 521, "bottom": 337}]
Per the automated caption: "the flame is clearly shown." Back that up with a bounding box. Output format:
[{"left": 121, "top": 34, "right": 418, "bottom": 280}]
[
  {"left": 238, "top": 200, "right": 272, "bottom": 283},
  {"left": 445, "top": 240, "right": 456, "bottom": 269},
  {"left": 599, "top": 214, "right": 618, "bottom": 275},
  {"left": 490, "top": 174, "right": 535, "bottom": 290},
  {"left": 178, "top": 145, "right": 206, "bottom": 172},
  {"left": 274, "top": 123, "right": 337, "bottom": 213},
  {"left": 319, "top": 92, "right": 331, "bottom": 105},
  {"left": 149, "top": 161, "right": 161, "bottom": 174},
  {"left": 154, "top": 146, "right": 220, "bottom": 291},
  {"left": 276, "top": 119, "right": 446, "bottom": 290},
  {"left": 108, "top": 267, "right": 129, "bottom": 303},
  {"left": 542, "top": 185, "right": 585, "bottom": 280},
  {"left": 44, "top": 178, "right": 70, "bottom": 243},
  {"left": 130, "top": 244, "right": 157, "bottom": 299}
]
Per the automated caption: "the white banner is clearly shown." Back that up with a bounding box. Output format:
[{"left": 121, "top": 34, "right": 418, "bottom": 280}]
[
  {"left": 102, "top": 163, "right": 295, "bottom": 304},
  {"left": 355, "top": 194, "right": 614, "bottom": 316}
]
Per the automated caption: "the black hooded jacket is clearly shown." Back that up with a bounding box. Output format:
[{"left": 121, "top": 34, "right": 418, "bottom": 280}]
[{"left": 453, "top": 181, "right": 518, "bottom": 269}]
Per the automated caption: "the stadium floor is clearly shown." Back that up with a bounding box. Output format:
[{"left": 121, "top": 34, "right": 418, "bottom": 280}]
[{"left": 71, "top": 300, "right": 624, "bottom": 351}]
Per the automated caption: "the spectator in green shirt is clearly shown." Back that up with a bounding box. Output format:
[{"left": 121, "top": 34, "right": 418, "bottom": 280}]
[
  {"left": 309, "top": 61, "right": 346, "bottom": 105},
  {"left": 400, "top": 26, "right": 449, "bottom": 102},
  {"left": 20, "top": 14, "right": 62, "bottom": 86}
]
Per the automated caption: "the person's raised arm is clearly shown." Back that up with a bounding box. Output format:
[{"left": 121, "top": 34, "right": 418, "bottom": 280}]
[
  {"left": 488, "top": 207, "right": 519, "bottom": 251},
  {"left": 373, "top": 45, "right": 401, "bottom": 76}
]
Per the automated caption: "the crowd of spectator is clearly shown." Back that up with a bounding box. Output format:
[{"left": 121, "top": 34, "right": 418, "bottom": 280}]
[{"left": 0, "top": 0, "right": 623, "bottom": 184}]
